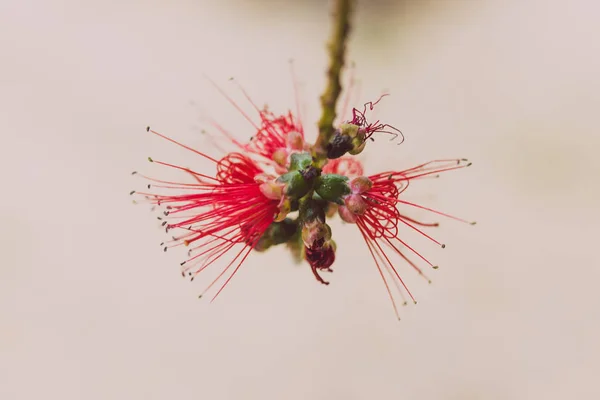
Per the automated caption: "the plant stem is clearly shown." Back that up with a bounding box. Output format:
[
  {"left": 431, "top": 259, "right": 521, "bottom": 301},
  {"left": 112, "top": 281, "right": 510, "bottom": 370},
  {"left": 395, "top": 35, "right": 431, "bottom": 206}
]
[{"left": 312, "top": 0, "right": 354, "bottom": 167}]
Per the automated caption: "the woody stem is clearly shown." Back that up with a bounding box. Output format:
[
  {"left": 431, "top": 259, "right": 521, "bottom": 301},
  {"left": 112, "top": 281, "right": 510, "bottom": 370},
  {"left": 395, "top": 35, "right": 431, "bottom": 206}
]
[{"left": 312, "top": 0, "right": 354, "bottom": 167}]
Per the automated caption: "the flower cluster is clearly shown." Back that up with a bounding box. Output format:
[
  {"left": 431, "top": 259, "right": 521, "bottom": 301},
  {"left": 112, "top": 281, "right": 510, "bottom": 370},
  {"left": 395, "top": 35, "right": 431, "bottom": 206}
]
[{"left": 132, "top": 81, "right": 472, "bottom": 318}]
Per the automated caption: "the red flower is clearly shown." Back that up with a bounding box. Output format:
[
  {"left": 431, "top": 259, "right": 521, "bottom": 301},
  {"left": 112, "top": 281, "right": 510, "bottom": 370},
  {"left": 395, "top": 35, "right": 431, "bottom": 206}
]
[
  {"left": 133, "top": 128, "right": 283, "bottom": 301},
  {"left": 337, "top": 159, "right": 473, "bottom": 319},
  {"left": 206, "top": 78, "right": 306, "bottom": 169}
]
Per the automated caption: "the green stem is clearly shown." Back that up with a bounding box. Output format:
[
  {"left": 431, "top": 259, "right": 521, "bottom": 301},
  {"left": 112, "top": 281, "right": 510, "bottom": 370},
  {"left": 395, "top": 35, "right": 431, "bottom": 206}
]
[{"left": 312, "top": 0, "right": 354, "bottom": 167}]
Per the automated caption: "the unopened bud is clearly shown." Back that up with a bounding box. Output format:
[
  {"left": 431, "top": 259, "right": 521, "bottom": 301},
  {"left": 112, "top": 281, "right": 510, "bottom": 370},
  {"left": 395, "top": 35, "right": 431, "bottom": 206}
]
[
  {"left": 314, "top": 174, "right": 351, "bottom": 204},
  {"left": 289, "top": 151, "right": 312, "bottom": 172},
  {"left": 338, "top": 205, "right": 357, "bottom": 223},
  {"left": 254, "top": 218, "right": 298, "bottom": 251},
  {"left": 349, "top": 176, "right": 373, "bottom": 194},
  {"left": 344, "top": 193, "right": 368, "bottom": 215},
  {"left": 254, "top": 236, "right": 273, "bottom": 252},
  {"left": 277, "top": 170, "right": 310, "bottom": 198}
]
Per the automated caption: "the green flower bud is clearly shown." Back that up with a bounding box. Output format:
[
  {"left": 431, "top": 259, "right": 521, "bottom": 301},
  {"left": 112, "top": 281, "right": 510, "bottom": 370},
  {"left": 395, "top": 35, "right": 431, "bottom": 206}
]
[
  {"left": 288, "top": 151, "right": 313, "bottom": 172},
  {"left": 277, "top": 153, "right": 320, "bottom": 199},
  {"left": 254, "top": 218, "right": 298, "bottom": 251},
  {"left": 314, "top": 174, "right": 351, "bottom": 204},
  {"left": 298, "top": 196, "right": 326, "bottom": 224},
  {"left": 277, "top": 170, "right": 310, "bottom": 198},
  {"left": 268, "top": 218, "right": 298, "bottom": 246}
]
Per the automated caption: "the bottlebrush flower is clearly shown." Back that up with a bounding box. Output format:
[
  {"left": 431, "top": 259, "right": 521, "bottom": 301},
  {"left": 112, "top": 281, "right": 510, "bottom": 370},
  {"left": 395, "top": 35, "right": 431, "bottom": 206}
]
[
  {"left": 131, "top": 128, "right": 297, "bottom": 300},
  {"left": 206, "top": 79, "right": 306, "bottom": 170},
  {"left": 334, "top": 158, "right": 474, "bottom": 319},
  {"left": 131, "top": 76, "right": 472, "bottom": 320}
]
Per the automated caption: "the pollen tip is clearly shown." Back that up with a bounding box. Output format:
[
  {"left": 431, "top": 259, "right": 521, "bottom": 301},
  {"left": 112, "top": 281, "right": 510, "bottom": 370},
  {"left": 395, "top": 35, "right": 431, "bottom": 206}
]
[
  {"left": 147, "top": 184, "right": 151, "bottom": 189},
  {"left": 146, "top": 126, "right": 150, "bottom": 132},
  {"left": 180, "top": 261, "right": 186, "bottom": 266},
  {"left": 441, "top": 244, "right": 446, "bottom": 249},
  {"left": 132, "top": 200, "right": 138, "bottom": 204},
  {"left": 181, "top": 271, "right": 185, "bottom": 277},
  {"left": 428, "top": 280, "right": 432, "bottom": 284},
  {"left": 163, "top": 247, "right": 167, "bottom": 252},
  {"left": 470, "top": 221, "right": 477, "bottom": 225},
  {"left": 413, "top": 300, "right": 418, "bottom": 305},
  {"left": 402, "top": 301, "right": 408, "bottom": 306},
  {"left": 466, "top": 162, "right": 472, "bottom": 167},
  {"left": 160, "top": 242, "right": 164, "bottom": 246},
  {"left": 198, "top": 294, "right": 202, "bottom": 299},
  {"left": 432, "top": 265, "right": 439, "bottom": 269},
  {"left": 129, "top": 190, "right": 135, "bottom": 195},
  {"left": 148, "top": 157, "right": 154, "bottom": 162},
  {"left": 461, "top": 158, "right": 468, "bottom": 161},
  {"left": 131, "top": 171, "right": 137, "bottom": 175}
]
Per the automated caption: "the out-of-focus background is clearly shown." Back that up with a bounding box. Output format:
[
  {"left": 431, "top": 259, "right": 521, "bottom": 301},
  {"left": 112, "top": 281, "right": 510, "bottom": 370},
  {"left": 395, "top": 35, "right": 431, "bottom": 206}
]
[{"left": 1, "top": 0, "right": 599, "bottom": 399}]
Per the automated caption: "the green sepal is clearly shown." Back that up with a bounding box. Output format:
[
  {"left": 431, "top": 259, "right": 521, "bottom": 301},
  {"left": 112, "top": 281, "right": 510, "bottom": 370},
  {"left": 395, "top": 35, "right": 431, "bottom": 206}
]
[{"left": 277, "top": 170, "right": 310, "bottom": 198}]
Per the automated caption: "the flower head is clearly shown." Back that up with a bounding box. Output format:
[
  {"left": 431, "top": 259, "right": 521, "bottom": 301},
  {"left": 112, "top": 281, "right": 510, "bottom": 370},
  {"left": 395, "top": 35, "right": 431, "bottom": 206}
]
[
  {"left": 132, "top": 128, "right": 295, "bottom": 300},
  {"left": 336, "top": 158, "right": 474, "bottom": 319},
  {"left": 131, "top": 70, "right": 473, "bottom": 320},
  {"left": 206, "top": 78, "right": 306, "bottom": 170}
]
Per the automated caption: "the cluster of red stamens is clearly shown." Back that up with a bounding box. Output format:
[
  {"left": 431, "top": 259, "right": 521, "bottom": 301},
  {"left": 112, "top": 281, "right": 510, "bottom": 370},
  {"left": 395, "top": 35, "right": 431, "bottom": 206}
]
[{"left": 131, "top": 77, "right": 472, "bottom": 319}]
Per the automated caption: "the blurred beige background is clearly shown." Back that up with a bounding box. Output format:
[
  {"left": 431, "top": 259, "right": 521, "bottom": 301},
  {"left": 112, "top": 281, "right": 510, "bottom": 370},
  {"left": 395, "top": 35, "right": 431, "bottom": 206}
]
[{"left": 1, "top": 0, "right": 599, "bottom": 399}]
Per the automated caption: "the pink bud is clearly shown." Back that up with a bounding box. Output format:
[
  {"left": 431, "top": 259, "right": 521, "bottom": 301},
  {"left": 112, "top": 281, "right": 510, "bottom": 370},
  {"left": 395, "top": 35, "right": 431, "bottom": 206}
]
[
  {"left": 349, "top": 176, "right": 373, "bottom": 194},
  {"left": 338, "top": 205, "right": 357, "bottom": 223},
  {"left": 344, "top": 193, "right": 368, "bottom": 215}
]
